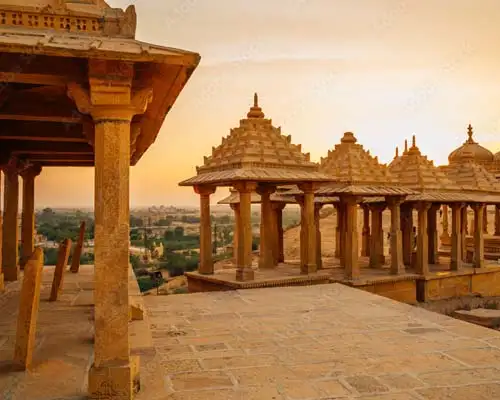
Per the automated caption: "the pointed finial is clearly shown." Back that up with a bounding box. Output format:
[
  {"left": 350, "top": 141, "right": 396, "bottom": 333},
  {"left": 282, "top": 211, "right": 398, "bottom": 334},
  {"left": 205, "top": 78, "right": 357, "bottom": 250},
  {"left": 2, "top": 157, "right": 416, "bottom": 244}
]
[
  {"left": 412, "top": 135, "right": 416, "bottom": 147},
  {"left": 395, "top": 146, "right": 399, "bottom": 158},
  {"left": 404, "top": 139, "right": 408, "bottom": 154},
  {"left": 247, "top": 92, "right": 265, "bottom": 118},
  {"left": 466, "top": 123, "right": 475, "bottom": 143}
]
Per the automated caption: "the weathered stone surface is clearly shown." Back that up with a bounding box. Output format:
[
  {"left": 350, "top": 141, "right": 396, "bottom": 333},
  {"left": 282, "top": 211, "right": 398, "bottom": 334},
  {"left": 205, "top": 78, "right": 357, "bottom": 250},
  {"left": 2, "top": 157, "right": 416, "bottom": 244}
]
[
  {"left": 453, "top": 308, "right": 500, "bottom": 328},
  {"left": 13, "top": 248, "right": 44, "bottom": 370}
]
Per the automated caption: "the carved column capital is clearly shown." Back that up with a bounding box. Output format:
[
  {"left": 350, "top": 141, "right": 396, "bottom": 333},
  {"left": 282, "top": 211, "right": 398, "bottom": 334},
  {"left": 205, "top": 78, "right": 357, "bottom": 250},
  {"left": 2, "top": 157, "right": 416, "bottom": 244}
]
[
  {"left": 233, "top": 181, "right": 257, "bottom": 194},
  {"left": 386, "top": 196, "right": 405, "bottom": 207},
  {"left": 415, "top": 201, "right": 432, "bottom": 212},
  {"left": 297, "top": 182, "right": 319, "bottom": 194},
  {"left": 368, "top": 203, "right": 386, "bottom": 212},
  {"left": 1, "top": 156, "right": 22, "bottom": 176},
  {"left": 256, "top": 184, "right": 276, "bottom": 196},
  {"left": 194, "top": 185, "right": 216, "bottom": 197},
  {"left": 271, "top": 202, "right": 286, "bottom": 211},
  {"left": 19, "top": 164, "right": 42, "bottom": 180}
]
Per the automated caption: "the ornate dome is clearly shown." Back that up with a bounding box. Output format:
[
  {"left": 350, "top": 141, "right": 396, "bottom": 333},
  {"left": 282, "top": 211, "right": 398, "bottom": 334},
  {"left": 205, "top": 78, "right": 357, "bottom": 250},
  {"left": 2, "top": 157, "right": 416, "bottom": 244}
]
[
  {"left": 494, "top": 151, "right": 500, "bottom": 162},
  {"left": 448, "top": 124, "right": 494, "bottom": 165}
]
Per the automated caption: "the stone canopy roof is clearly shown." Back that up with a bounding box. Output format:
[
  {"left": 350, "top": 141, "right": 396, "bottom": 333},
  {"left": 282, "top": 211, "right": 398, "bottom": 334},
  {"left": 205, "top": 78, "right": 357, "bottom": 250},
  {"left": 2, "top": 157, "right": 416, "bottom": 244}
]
[
  {"left": 448, "top": 124, "right": 494, "bottom": 165},
  {"left": 445, "top": 148, "right": 500, "bottom": 194},
  {"left": 388, "top": 135, "right": 467, "bottom": 200},
  {"left": 284, "top": 132, "right": 415, "bottom": 197},
  {"left": 179, "top": 94, "right": 332, "bottom": 187}
]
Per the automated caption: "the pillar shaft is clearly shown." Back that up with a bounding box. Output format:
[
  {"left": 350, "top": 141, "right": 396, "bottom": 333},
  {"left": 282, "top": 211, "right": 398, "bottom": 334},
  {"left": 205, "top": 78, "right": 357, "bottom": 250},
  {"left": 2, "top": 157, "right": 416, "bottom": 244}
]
[
  {"left": 93, "top": 118, "right": 131, "bottom": 365},
  {"left": 196, "top": 186, "right": 216, "bottom": 274},
  {"left": 344, "top": 197, "right": 359, "bottom": 280},
  {"left": 483, "top": 205, "right": 488, "bottom": 234},
  {"left": 2, "top": 167, "right": 19, "bottom": 282},
  {"left": 315, "top": 204, "right": 323, "bottom": 270},
  {"left": 275, "top": 204, "right": 285, "bottom": 263},
  {"left": 427, "top": 205, "right": 439, "bottom": 265},
  {"left": 257, "top": 186, "right": 275, "bottom": 269},
  {"left": 460, "top": 206, "right": 468, "bottom": 262},
  {"left": 231, "top": 204, "right": 240, "bottom": 264},
  {"left": 20, "top": 167, "right": 41, "bottom": 268},
  {"left": 441, "top": 204, "right": 450, "bottom": 241},
  {"left": 388, "top": 197, "right": 404, "bottom": 275},
  {"left": 495, "top": 205, "right": 500, "bottom": 236},
  {"left": 401, "top": 205, "right": 413, "bottom": 266},
  {"left": 473, "top": 204, "right": 485, "bottom": 269},
  {"left": 361, "top": 205, "right": 370, "bottom": 257},
  {"left": 369, "top": 205, "right": 385, "bottom": 268},
  {"left": 0, "top": 171, "right": 3, "bottom": 290},
  {"left": 416, "top": 202, "right": 430, "bottom": 275},
  {"left": 450, "top": 204, "right": 463, "bottom": 271},
  {"left": 298, "top": 184, "right": 317, "bottom": 274},
  {"left": 235, "top": 182, "right": 256, "bottom": 281},
  {"left": 334, "top": 204, "right": 341, "bottom": 259}
]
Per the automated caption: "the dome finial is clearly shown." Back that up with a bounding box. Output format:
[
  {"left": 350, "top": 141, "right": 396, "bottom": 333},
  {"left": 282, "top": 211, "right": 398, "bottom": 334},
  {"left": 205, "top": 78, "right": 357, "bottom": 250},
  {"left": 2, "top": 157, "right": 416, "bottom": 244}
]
[
  {"left": 404, "top": 139, "right": 408, "bottom": 154},
  {"left": 247, "top": 92, "right": 265, "bottom": 118},
  {"left": 412, "top": 134, "right": 416, "bottom": 148},
  {"left": 395, "top": 146, "right": 399, "bottom": 158},
  {"left": 466, "top": 123, "right": 475, "bottom": 144}
]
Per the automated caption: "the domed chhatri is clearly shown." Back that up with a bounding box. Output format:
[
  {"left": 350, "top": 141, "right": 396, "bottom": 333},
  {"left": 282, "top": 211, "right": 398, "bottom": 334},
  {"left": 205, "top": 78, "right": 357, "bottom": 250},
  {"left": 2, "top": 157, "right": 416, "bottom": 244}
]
[{"left": 448, "top": 124, "right": 494, "bottom": 166}]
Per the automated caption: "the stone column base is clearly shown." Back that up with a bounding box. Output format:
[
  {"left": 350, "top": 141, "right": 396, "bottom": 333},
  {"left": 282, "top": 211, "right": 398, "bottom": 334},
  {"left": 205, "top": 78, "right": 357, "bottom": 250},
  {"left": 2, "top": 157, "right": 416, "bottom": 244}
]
[
  {"left": 300, "top": 264, "right": 317, "bottom": 275},
  {"left": 88, "top": 356, "right": 140, "bottom": 400},
  {"left": 236, "top": 268, "right": 254, "bottom": 282},
  {"left": 4, "top": 265, "right": 20, "bottom": 282}
]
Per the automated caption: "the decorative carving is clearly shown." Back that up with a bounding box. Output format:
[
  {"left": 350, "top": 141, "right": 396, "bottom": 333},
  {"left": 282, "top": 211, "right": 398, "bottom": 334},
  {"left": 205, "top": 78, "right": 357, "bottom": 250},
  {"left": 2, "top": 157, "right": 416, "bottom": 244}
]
[
  {"left": 131, "top": 88, "right": 154, "bottom": 114},
  {"left": 67, "top": 83, "right": 92, "bottom": 115}
]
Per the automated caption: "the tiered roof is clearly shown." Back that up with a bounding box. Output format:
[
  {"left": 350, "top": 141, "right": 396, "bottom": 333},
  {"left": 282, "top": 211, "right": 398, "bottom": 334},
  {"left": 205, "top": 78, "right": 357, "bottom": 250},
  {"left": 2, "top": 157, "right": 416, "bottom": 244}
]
[
  {"left": 179, "top": 94, "right": 332, "bottom": 186},
  {"left": 285, "top": 132, "right": 414, "bottom": 197},
  {"left": 217, "top": 187, "right": 338, "bottom": 205},
  {"left": 445, "top": 148, "right": 500, "bottom": 196},
  {"left": 388, "top": 135, "right": 470, "bottom": 201}
]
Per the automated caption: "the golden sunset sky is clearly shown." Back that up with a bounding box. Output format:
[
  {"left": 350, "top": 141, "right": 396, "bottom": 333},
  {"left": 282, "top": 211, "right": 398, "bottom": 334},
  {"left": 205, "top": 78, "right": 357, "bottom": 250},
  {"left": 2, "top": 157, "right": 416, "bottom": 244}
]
[{"left": 36, "top": 0, "right": 500, "bottom": 207}]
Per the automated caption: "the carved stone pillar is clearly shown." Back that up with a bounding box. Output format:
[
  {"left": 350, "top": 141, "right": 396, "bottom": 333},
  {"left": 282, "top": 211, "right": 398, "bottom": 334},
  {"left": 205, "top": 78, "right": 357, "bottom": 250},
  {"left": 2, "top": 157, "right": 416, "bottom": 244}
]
[
  {"left": 2, "top": 160, "right": 20, "bottom": 282},
  {"left": 230, "top": 203, "right": 240, "bottom": 264},
  {"left": 314, "top": 204, "right": 323, "bottom": 270},
  {"left": 427, "top": 204, "right": 439, "bottom": 265},
  {"left": 298, "top": 183, "right": 317, "bottom": 274},
  {"left": 334, "top": 204, "right": 341, "bottom": 259},
  {"left": 361, "top": 204, "right": 370, "bottom": 257},
  {"left": 472, "top": 203, "right": 485, "bottom": 269},
  {"left": 344, "top": 196, "right": 359, "bottom": 280},
  {"left": 450, "top": 203, "right": 464, "bottom": 271},
  {"left": 415, "top": 202, "right": 431, "bottom": 275},
  {"left": 495, "top": 205, "right": 500, "bottom": 236},
  {"left": 272, "top": 203, "right": 285, "bottom": 264},
  {"left": 387, "top": 197, "right": 404, "bottom": 275},
  {"left": 234, "top": 182, "right": 256, "bottom": 281},
  {"left": 440, "top": 204, "right": 450, "bottom": 241},
  {"left": 20, "top": 165, "right": 42, "bottom": 268},
  {"left": 0, "top": 170, "right": 3, "bottom": 290},
  {"left": 483, "top": 205, "right": 489, "bottom": 234},
  {"left": 460, "top": 206, "right": 468, "bottom": 262},
  {"left": 401, "top": 204, "right": 413, "bottom": 267},
  {"left": 369, "top": 204, "right": 385, "bottom": 268},
  {"left": 195, "top": 185, "right": 216, "bottom": 274},
  {"left": 257, "top": 185, "right": 276, "bottom": 269},
  {"left": 67, "top": 59, "right": 154, "bottom": 399}
]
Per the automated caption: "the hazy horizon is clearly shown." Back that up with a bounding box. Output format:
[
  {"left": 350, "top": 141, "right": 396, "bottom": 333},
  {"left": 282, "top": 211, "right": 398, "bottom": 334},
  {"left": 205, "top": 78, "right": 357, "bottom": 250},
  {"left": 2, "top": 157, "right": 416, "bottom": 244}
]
[{"left": 32, "top": 0, "right": 500, "bottom": 207}]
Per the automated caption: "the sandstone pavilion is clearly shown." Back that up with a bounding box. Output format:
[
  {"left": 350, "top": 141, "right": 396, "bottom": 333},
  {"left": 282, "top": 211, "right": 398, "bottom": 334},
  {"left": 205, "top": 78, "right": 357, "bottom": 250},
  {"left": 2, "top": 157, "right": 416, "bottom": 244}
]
[
  {"left": 182, "top": 104, "right": 500, "bottom": 305},
  {"left": 0, "top": 1, "right": 199, "bottom": 398}
]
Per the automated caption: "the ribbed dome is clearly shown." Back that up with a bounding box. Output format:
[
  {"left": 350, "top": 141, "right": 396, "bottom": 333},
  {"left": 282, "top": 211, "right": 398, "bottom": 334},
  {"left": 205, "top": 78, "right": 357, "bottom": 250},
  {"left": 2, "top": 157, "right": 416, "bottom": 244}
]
[{"left": 448, "top": 124, "right": 494, "bottom": 164}]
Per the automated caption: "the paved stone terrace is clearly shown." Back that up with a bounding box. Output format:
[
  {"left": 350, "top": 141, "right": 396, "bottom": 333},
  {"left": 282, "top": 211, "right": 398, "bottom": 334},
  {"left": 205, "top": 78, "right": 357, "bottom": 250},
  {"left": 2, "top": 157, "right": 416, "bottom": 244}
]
[
  {"left": 147, "top": 284, "right": 500, "bottom": 400},
  {"left": 0, "top": 265, "right": 165, "bottom": 400},
  {"left": 3, "top": 267, "right": 500, "bottom": 399}
]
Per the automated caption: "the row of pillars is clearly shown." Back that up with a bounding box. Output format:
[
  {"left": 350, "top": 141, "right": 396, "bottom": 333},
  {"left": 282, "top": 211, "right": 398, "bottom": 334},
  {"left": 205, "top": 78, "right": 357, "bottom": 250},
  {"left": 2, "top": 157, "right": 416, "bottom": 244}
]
[
  {"left": 0, "top": 162, "right": 42, "bottom": 290},
  {"left": 195, "top": 183, "right": 320, "bottom": 281}
]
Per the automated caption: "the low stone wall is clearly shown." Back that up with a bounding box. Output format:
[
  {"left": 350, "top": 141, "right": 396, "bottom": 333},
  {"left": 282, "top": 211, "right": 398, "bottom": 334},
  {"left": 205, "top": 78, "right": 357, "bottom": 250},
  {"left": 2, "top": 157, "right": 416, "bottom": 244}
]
[{"left": 418, "top": 294, "right": 500, "bottom": 316}]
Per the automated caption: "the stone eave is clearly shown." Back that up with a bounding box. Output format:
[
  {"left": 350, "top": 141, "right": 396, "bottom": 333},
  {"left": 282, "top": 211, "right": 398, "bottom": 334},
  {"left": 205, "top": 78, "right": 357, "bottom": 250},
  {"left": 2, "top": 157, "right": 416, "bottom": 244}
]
[{"left": 0, "top": 28, "right": 200, "bottom": 65}]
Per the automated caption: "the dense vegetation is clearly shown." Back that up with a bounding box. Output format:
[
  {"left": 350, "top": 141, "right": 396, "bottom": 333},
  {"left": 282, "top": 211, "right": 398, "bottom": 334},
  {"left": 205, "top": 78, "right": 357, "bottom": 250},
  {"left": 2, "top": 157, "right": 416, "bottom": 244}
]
[{"left": 35, "top": 206, "right": 299, "bottom": 291}]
